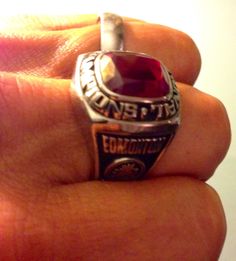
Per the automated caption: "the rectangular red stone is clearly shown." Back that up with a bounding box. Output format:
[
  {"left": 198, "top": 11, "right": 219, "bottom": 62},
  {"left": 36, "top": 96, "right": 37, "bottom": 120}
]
[{"left": 100, "top": 52, "right": 170, "bottom": 98}]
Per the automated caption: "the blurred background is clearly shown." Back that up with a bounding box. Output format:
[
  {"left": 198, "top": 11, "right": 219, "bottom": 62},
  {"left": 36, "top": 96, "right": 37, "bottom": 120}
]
[{"left": 0, "top": 0, "right": 235, "bottom": 259}]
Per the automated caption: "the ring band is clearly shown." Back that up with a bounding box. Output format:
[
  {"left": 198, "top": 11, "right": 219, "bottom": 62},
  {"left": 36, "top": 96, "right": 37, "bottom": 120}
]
[
  {"left": 72, "top": 13, "right": 180, "bottom": 180},
  {"left": 100, "top": 13, "right": 124, "bottom": 51}
]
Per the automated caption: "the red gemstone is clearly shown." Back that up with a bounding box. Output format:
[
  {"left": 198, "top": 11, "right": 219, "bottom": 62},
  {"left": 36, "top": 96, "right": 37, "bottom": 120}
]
[{"left": 100, "top": 52, "right": 170, "bottom": 98}]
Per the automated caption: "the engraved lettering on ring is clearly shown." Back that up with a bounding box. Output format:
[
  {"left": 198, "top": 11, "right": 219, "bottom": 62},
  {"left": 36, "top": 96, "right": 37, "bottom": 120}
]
[
  {"left": 80, "top": 54, "right": 179, "bottom": 122},
  {"left": 122, "top": 103, "right": 138, "bottom": 120},
  {"left": 101, "top": 135, "right": 167, "bottom": 155}
]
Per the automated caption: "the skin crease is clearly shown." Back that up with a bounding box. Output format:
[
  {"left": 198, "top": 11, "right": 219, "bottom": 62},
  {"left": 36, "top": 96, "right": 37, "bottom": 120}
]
[{"left": 0, "top": 15, "right": 231, "bottom": 260}]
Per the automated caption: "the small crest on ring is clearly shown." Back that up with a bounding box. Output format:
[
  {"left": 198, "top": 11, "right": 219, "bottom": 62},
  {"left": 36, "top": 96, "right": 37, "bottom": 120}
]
[{"left": 104, "top": 158, "right": 146, "bottom": 180}]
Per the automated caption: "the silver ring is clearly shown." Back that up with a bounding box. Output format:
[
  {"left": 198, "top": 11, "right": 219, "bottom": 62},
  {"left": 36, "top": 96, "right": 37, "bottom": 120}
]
[
  {"left": 100, "top": 13, "right": 124, "bottom": 51},
  {"left": 71, "top": 13, "right": 180, "bottom": 180}
]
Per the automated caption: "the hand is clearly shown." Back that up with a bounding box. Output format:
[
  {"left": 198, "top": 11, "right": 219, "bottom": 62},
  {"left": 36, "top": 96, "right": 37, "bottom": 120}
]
[{"left": 0, "top": 15, "right": 231, "bottom": 260}]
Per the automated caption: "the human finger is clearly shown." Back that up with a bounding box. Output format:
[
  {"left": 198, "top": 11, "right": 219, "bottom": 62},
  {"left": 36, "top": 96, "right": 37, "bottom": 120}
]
[
  {"left": 0, "top": 73, "right": 230, "bottom": 184},
  {"left": 148, "top": 82, "right": 231, "bottom": 180},
  {"left": 0, "top": 16, "right": 200, "bottom": 84},
  {"left": 0, "top": 177, "right": 226, "bottom": 260},
  {"left": 0, "top": 14, "right": 142, "bottom": 31}
]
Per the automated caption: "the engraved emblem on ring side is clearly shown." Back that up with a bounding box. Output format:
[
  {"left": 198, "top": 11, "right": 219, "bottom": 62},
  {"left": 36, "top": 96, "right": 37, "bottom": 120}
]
[
  {"left": 96, "top": 132, "right": 172, "bottom": 180},
  {"left": 104, "top": 158, "right": 146, "bottom": 180}
]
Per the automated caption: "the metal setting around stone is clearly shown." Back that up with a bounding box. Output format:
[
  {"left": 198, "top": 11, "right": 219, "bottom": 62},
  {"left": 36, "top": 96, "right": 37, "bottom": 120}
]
[{"left": 78, "top": 51, "right": 180, "bottom": 123}]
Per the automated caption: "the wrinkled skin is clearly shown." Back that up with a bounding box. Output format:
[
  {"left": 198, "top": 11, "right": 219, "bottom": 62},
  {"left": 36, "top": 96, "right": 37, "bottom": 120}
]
[{"left": 0, "top": 15, "right": 231, "bottom": 260}]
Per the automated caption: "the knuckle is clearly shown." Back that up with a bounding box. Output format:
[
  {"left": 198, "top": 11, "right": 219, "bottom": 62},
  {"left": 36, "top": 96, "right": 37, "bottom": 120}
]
[
  {"left": 211, "top": 96, "right": 231, "bottom": 148},
  {"left": 206, "top": 95, "right": 231, "bottom": 166}
]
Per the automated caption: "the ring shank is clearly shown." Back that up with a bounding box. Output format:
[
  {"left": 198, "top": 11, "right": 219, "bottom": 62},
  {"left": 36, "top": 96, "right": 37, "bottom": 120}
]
[{"left": 100, "top": 13, "right": 124, "bottom": 51}]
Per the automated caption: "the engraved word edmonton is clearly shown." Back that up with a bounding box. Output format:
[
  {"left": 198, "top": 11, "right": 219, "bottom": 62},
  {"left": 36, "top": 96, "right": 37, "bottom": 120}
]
[
  {"left": 102, "top": 135, "right": 166, "bottom": 155},
  {"left": 80, "top": 54, "right": 179, "bottom": 121}
]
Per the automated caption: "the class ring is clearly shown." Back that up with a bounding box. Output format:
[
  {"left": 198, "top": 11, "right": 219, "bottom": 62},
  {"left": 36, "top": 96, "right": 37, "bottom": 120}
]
[{"left": 71, "top": 13, "right": 180, "bottom": 181}]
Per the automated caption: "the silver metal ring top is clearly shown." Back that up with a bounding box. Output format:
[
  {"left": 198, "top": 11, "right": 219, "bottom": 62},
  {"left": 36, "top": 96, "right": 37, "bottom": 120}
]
[
  {"left": 100, "top": 13, "right": 124, "bottom": 51},
  {"left": 71, "top": 13, "right": 181, "bottom": 181}
]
